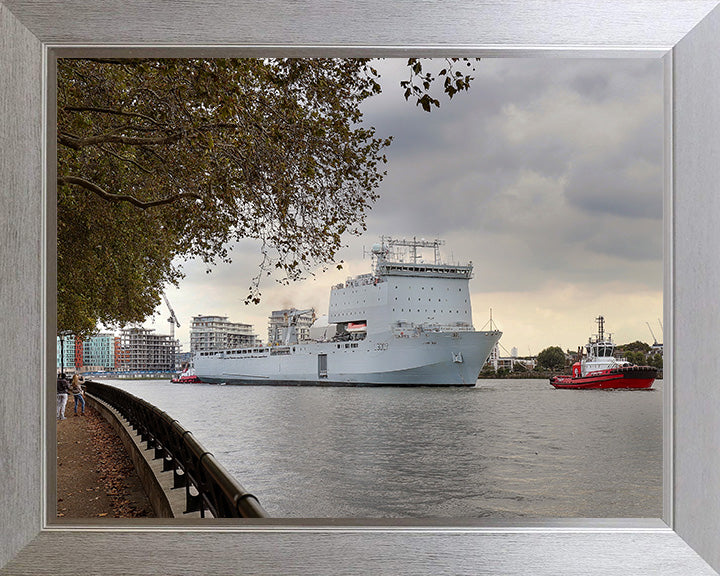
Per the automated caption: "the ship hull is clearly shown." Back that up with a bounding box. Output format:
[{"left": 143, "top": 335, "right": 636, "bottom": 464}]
[
  {"left": 550, "top": 366, "right": 657, "bottom": 390},
  {"left": 194, "top": 330, "right": 501, "bottom": 386}
]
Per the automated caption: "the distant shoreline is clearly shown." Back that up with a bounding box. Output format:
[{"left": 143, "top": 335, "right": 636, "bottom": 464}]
[
  {"left": 478, "top": 371, "right": 663, "bottom": 380},
  {"left": 478, "top": 371, "right": 553, "bottom": 380}
]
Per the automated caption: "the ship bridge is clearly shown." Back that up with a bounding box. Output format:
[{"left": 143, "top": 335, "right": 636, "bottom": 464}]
[{"left": 376, "top": 261, "right": 472, "bottom": 279}]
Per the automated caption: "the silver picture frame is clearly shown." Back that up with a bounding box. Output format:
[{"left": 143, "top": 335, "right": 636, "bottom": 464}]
[{"left": 2, "top": 1, "right": 720, "bottom": 574}]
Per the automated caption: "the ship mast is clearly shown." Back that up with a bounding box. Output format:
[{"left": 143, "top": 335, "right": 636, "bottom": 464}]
[
  {"left": 380, "top": 236, "right": 445, "bottom": 264},
  {"left": 596, "top": 315, "right": 605, "bottom": 341}
]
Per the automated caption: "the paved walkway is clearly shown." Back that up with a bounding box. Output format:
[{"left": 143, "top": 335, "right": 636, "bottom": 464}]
[{"left": 56, "top": 401, "right": 154, "bottom": 518}]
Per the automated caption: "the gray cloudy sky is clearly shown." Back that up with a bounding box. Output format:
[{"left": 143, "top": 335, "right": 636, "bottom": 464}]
[{"left": 146, "top": 58, "right": 664, "bottom": 355}]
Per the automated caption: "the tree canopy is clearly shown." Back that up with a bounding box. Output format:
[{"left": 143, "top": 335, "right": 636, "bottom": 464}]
[
  {"left": 620, "top": 340, "right": 652, "bottom": 353},
  {"left": 57, "top": 58, "right": 478, "bottom": 336},
  {"left": 536, "top": 346, "right": 567, "bottom": 371},
  {"left": 624, "top": 351, "right": 647, "bottom": 365}
]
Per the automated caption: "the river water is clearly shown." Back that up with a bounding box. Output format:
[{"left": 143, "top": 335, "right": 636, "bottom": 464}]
[{"left": 98, "top": 378, "right": 662, "bottom": 518}]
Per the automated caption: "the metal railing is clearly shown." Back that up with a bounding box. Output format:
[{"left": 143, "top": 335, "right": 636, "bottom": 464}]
[{"left": 84, "top": 380, "right": 267, "bottom": 518}]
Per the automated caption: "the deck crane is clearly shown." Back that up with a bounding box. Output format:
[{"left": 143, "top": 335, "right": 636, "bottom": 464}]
[{"left": 282, "top": 308, "right": 315, "bottom": 345}]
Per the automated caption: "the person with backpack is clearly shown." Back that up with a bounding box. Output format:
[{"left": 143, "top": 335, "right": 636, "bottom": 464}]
[{"left": 56, "top": 373, "right": 70, "bottom": 420}]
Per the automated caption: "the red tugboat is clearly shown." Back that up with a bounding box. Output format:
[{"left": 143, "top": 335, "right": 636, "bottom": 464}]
[
  {"left": 550, "top": 316, "right": 657, "bottom": 390},
  {"left": 171, "top": 365, "right": 202, "bottom": 384}
]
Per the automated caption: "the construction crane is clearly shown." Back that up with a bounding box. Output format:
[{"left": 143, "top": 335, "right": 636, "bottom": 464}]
[
  {"left": 646, "top": 321, "right": 659, "bottom": 346},
  {"left": 163, "top": 293, "right": 180, "bottom": 372},
  {"left": 163, "top": 293, "right": 180, "bottom": 340}
]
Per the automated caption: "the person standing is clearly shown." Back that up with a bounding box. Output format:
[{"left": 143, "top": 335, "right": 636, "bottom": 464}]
[
  {"left": 56, "top": 373, "right": 70, "bottom": 420},
  {"left": 70, "top": 373, "right": 85, "bottom": 416}
]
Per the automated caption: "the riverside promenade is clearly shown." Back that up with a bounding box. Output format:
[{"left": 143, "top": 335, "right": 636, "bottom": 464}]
[{"left": 56, "top": 403, "right": 154, "bottom": 518}]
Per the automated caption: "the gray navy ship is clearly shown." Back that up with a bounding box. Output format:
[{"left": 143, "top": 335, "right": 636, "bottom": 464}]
[{"left": 193, "top": 237, "right": 502, "bottom": 386}]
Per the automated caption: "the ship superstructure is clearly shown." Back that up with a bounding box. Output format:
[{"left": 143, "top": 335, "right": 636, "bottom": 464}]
[{"left": 193, "top": 237, "right": 502, "bottom": 386}]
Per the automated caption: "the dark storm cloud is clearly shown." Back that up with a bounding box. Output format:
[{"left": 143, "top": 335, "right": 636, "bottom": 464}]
[
  {"left": 358, "top": 58, "right": 663, "bottom": 290},
  {"left": 564, "top": 152, "right": 662, "bottom": 220},
  {"left": 563, "top": 107, "right": 663, "bottom": 222},
  {"left": 570, "top": 73, "right": 611, "bottom": 101}
]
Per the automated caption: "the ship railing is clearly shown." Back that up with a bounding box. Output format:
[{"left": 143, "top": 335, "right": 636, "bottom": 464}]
[
  {"left": 391, "top": 322, "right": 475, "bottom": 335},
  {"left": 335, "top": 275, "right": 384, "bottom": 289},
  {"left": 377, "top": 263, "right": 472, "bottom": 278},
  {"left": 83, "top": 380, "right": 268, "bottom": 518}
]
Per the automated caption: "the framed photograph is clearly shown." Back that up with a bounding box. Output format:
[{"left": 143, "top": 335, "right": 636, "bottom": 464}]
[{"left": 2, "top": 1, "right": 720, "bottom": 574}]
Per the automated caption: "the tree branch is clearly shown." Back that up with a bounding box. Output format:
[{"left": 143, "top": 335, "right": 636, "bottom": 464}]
[
  {"left": 97, "top": 145, "right": 155, "bottom": 174},
  {"left": 58, "top": 131, "right": 182, "bottom": 150},
  {"left": 81, "top": 58, "right": 146, "bottom": 65},
  {"left": 139, "top": 145, "right": 169, "bottom": 165},
  {"left": 58, "top": 175, "right": 202, "bottom": 209},
  {"left": 63, "top": 105, "right": 163, "bottom": 126}
]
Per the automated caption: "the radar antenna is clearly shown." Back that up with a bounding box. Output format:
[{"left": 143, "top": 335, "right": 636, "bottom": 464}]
[{"left": 380, "top": 236, "right": 445, "bottom": 264}]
